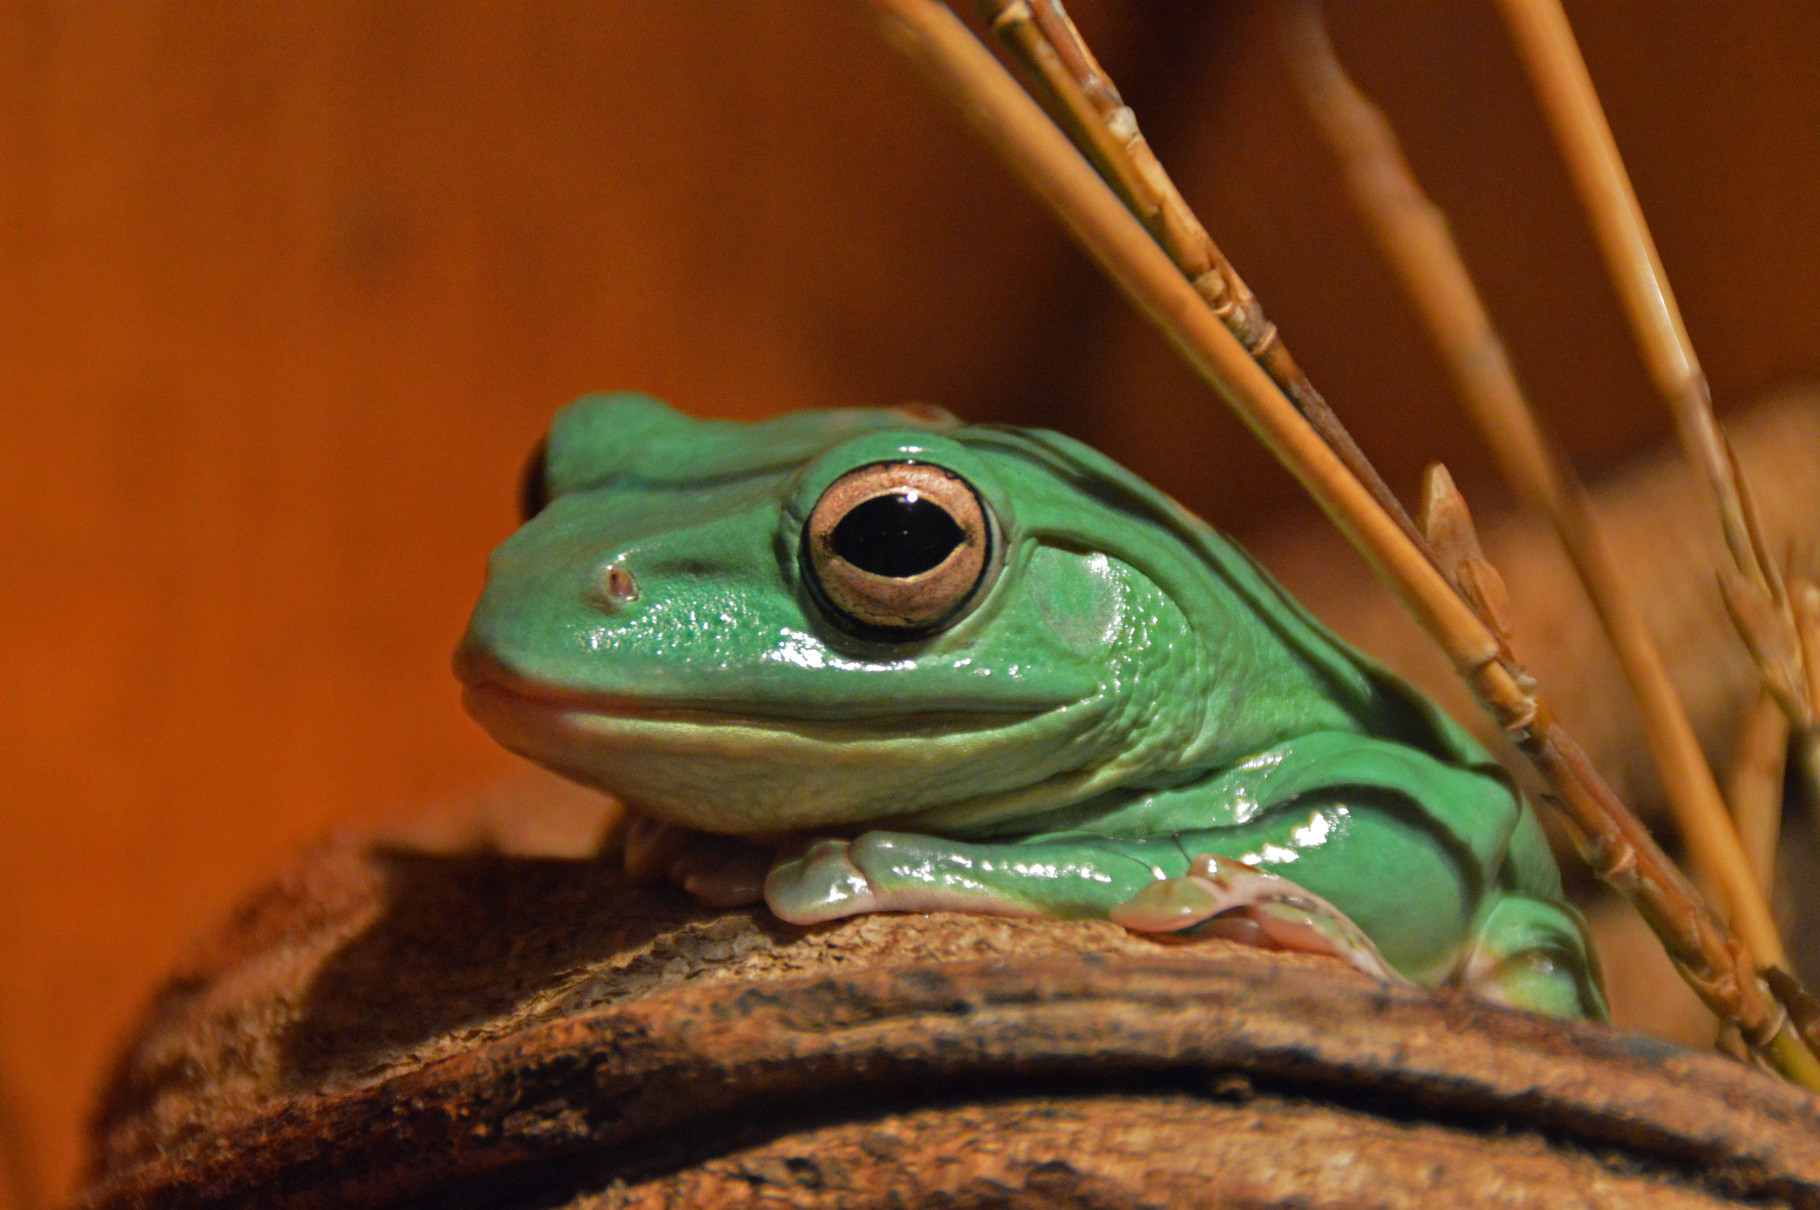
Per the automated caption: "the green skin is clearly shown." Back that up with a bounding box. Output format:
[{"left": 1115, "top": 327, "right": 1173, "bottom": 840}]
[{"left": 457, "top": 393, "right": 1607, "bottom": 1020}]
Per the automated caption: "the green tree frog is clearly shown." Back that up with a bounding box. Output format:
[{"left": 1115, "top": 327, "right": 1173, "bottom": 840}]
[{"left": 457, "top": 393, "right": 1606, "bottom": 1020}]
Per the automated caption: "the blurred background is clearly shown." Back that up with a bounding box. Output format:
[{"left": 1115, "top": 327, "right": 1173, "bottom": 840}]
[{"left": 4, "top": 2, "right": 1819, "bottom": 1203}]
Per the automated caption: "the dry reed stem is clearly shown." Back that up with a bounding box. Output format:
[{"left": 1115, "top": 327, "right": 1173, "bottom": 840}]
[
  {"left": 1716, "top": 691, "right": 1786, "bottom": 1054},
  {"left": 1797, "top": 582, "right": 1820, "bottom": 715},
  {"left": 1488, "top": 0, "right": 1760, "bottom": 579},
  {"left": 1277, "top": 0, "right": 1787, "bottom": 982},
  {"left": 1796, "top": 580, "right": 1820, "bottom": 849},
  {"left": 859, "top": 0, "right": 1820, "bottom": 1085},
  {"left": 1495, "top": 0, "right": 1820, "bottom": 1044},
  {"left": 1794, "top": 583, "right": 1820, "bottom": 817},
  {"left": 973, "top": 0, "right": 1428, "bottom": 559},
  {"left": 1727, "top": 691, "right": 1789, "bottom": 895}
]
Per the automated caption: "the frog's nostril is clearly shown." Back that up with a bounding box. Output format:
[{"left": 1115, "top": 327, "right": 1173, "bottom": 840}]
[{"left": 587, "top": 559, "right": 640, "bottom": 611}]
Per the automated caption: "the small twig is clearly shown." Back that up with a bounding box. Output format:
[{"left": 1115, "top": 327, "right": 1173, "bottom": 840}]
[
  {"left": 1278, "top": 0, "right": 1787, "bottom": 996},
  {"left": 1728, "top": 691, "right": 1791, "bottom": 894},
  {"left": 859, "top": 0, "right": 1820, "bottom": 1087},
  {"left": 974, "top": 0, "right": 1430, "bottom": 563},
  {"left": 1420, "top": 465, "right": 1514, "bottom": 645}
]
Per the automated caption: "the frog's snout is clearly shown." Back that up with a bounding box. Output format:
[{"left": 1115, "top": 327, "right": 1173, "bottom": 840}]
[{"left": 585, "top": 557, "right": 641, "bottom": 613}]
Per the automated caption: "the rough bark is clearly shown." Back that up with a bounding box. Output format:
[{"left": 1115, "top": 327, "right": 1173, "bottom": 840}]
[{"left": 76, "top": 818, "right": 1820, "bottom": 1210}]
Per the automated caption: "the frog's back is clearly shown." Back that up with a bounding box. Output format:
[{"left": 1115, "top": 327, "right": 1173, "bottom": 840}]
[
  {"left": 953, "top": 423, "right": 1569, "bottom": 900},
  {"left": 956, "top": 422, "right": 1499, "bottom": 766}
]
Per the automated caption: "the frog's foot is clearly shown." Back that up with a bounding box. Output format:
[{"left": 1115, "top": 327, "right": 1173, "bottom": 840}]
[
  {"left": 621, "top": 813, "right": 771, "bottom": 908},
  {"left": 765, "top": 834, "right": 1062, "bottom": 924},
  {"left": 764, "top": 829, "right": 1157, "bottom": 924},
  {"left": 765, "top": 831, "right": 1399, "bottom": 994},
  {"left": 763, "top": 839, "right": 883, "bottom": 922},
  {"left": 1110, "top": 854, "right": 1404, "bottom": 983},
  {"left": 622, "top": 814, "right": 693, "bottom": 882},
  {"left": 1457, "top": 893, "right": 1608, "bottom": 1021}
]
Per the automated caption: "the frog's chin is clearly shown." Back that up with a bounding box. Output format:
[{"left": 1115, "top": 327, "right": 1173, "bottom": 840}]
[{"left": 460, "top": 679, "right": 1113, "bottom": 835}]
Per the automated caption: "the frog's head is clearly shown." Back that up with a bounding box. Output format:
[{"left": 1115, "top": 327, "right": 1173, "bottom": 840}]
[{"left": 457, "top": 394, "right": 1359, "bottom": 836}]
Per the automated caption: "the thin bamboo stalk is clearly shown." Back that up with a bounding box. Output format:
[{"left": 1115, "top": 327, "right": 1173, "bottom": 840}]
[
  {"left": 974, "top": 0, "right": 1430, "bottom": 562},
  {"left": 1489, "top": 0, "right": 1762, "bottom": 581},
  {"left": 1796, "top": 579, "right": 1820, "bottom": 848},
  {"left": 1277, "top": 0, "right": 1789, "bottom": 980},
  {"left": 1797, "top": 580, "right": 1820, "bottom": 727},
  {"left": 859, "top": 0, "right": 1819, "bottom": 1086},
  {"left": 868, "top": 1, "right": 1486, "bottom": 666},
  {"left": 1727, "top": 691, "right": 1790, "bottom": 894},
  {"left": 1495, "top": 0, "right": 1820, "bottom": 1038},
  {"left": 1715, "top": 690, "right": 1788, "bottom": 1053}
]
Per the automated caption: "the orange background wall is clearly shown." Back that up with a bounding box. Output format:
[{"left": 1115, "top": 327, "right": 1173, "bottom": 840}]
[{"left": 3, "top": 3, "right": 1819, "bottom": 1203}]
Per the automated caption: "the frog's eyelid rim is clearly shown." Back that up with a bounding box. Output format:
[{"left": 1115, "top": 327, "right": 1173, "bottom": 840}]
[{"left": 801, "top": 461, "right": 996, "bottom": 639}]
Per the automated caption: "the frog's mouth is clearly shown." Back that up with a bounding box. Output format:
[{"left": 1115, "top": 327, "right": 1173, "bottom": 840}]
[{"left": 457, "top": 656, "right": 1112, "bottom": 835}]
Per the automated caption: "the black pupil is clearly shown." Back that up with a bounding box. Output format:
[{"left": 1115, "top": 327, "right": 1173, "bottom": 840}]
[{"left": 830, "top": 491, "right": 964, "bottom": 578}]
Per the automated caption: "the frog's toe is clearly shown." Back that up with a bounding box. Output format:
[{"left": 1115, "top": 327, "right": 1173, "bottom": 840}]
[
  {"left": 764, "top": 838, "right": 885, "bottom": 924},
  {"left": 1113, "top": 855, "right": 1402, "bottom": 983},
  {"left": 766, "top": 830, "right": 1064, "bottom": 924},
  {"left": 1237, "top": 900, "right": 1404, "bottom": 981},
  {"left": 671, "top": 836, "right": 771, "bottom": 908},
  {"left": 622, "top": 813, "right": 694, "bottom": 882},
  {"left": 621, "top": 812, "right": 770, "bottom": 907},
  {"left": 1109, "top": 876, "right": 1225, "bottom": 932},
  {"left": 1110, "top": 853, "right": 1286, "bottom": 933}
]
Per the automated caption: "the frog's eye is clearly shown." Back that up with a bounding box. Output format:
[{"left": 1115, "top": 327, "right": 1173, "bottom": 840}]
[
  {"left": 519, "top": 436, "right": 551, "bottom": 521},
  {"left": 804, "top": 462, "right": 992, "bottom": 635}
]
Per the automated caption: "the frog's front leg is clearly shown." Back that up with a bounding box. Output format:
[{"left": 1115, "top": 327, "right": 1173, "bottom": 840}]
[
  {"left": 764, "top": 829, "right": 1398, "bottom": 981},
  {"left": 765, "top": 830, "right": 1172, "bottom": 924}
]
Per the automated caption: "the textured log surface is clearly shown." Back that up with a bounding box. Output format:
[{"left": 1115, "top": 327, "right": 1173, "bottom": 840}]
[{"left": 78, "top": 829, "right": 1820, "bottom": 1210}]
